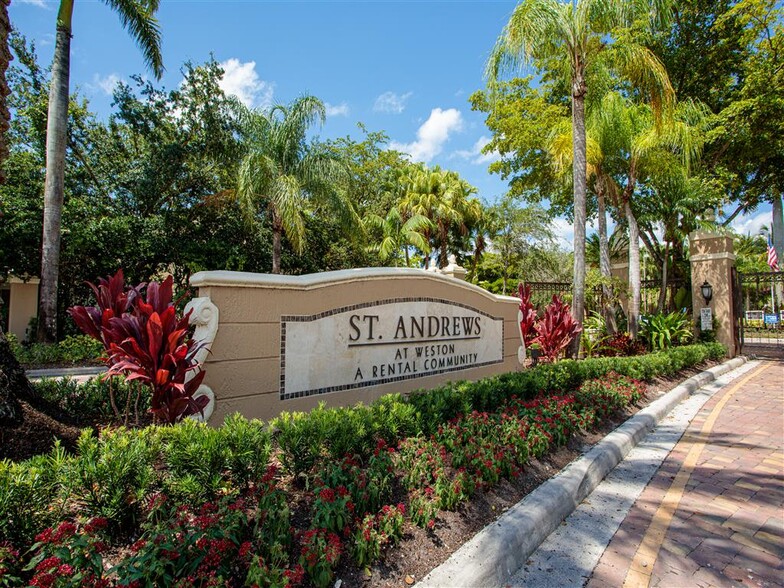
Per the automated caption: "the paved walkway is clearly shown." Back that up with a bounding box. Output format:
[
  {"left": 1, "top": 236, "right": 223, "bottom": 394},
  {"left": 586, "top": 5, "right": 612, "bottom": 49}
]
[
  {"left": 596, "top": 361, "right": 784, "bottom": 588},
  {"left": 511, "top": 360, "right": 784, "bottom": 588}
]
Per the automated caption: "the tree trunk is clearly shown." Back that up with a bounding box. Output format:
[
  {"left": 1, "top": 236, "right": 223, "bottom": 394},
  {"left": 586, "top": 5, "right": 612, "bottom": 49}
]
[
  {"left": 38, "top": 1, "right": 74, "bottom": 343},
  {"left": 272, "top": 226, "right": 282, "bottom": 274},
  {"left": 0, "top": 331, "right": 36, "bottom": 425},
  {"left": 657, "top": 240, "right": 670, "bottom": 313},
  {"left": 569, "top": 69, "right": 588, "bottom": 357},
  {"left": 0, "top": 0, "right": 11, "bottom": 185},
  {"left": 626, "top": 199, "right": 641, "bottom": 338},
  {"left": 596, "top": 182, "right": 617, "bottom": 333}
]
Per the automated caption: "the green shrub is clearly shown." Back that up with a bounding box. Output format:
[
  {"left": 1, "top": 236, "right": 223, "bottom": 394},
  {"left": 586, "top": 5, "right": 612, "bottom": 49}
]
[
  {"left": 639, "top": 310, "right": 694, "bottom": 351},
  {"left": 272, "top": 410, "right": 329, "bottom": 479},
  {"left": 159, "top": 419, "right": 231, "bottom": 502},
  {"left": 57, "top": 335, "right": 104, "bottom": 364},
  {"left": 271, "top": 343, "right": 725, "bottom": 475},
  {"left": 0, "top": 445, "right": 69, "bottom": 546},
  {"left": 7, "top": 334, "right": 103, "bottom": 367},
  {"left": 67, "top": 428, "right": 158, "bottom": 536},
  {"left": 369, "top": 394, "right": 418, "bottom": 444},
  {"left": 221, "top": 413, "right": 272, "bottom": 491},
  {"left": 33, "top": 376, "right": 142, "bottom": 422}
]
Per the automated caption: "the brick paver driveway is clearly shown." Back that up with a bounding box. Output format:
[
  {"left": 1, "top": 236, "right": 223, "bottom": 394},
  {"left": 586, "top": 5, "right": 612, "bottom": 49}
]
[{"left": 588, "top": 361, "right": 784, "bottom": 588}]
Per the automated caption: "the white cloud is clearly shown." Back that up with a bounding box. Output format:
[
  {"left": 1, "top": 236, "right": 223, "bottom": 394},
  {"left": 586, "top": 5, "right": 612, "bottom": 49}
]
[
  {"left": 390, "top": 108, "right": 463, "bottom": 163},
  {"left": 730, "top": 210, "right": 771, "bottom": 237},
  {"left": 218, "top": 58, "right": 274, "bottom": 108},
  {"left": 552, "top": 217, "right": 575, "bottom": 250},
  {"left": 90, "top": 73, "right": 123, "bottom": 96},
  {"left": 17, "top": 0, "right": 48, "bottom": 7},
  {"left": 453, "top": 135, "right": 501, "bottom": 165},
  {"left": 373, "top": 91, "right": 413, "bottom": 114},
  {"left": 325, "top": 102, "right": 350, "bottom": 117}
]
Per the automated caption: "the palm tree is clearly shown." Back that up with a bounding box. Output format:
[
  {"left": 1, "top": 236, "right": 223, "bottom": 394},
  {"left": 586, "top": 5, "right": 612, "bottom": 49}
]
[
  {"left": 399, "top": 166, "right": 482, "bottom": 268},
  {"left": 549, "top": 117, "right": 619, "bottom": 331},
  {"left": 604, "top": 95, "right": 707, "bottom": 335},
  {"left": 363, "top": 207, "right": 433, "bottom": 267},
  {"left": 236, "top": 95, "right": 359, "bottom": 274},
  {"left": 486, "top": 0, "right": 674, "bottom": 355},
  {"left": 38, "top": 0, "right": 163, "bottom": 342}
]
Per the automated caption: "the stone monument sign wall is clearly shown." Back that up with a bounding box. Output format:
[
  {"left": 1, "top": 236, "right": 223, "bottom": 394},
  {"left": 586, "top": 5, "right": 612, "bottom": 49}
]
[{"left": 189, "top": 268, "right": 523, "bottom": 424}]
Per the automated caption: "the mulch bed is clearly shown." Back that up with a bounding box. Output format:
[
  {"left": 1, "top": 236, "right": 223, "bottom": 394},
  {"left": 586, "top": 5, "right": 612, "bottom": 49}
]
[{"left": 0, "top": 400, "right": 82, "bottom": 461}]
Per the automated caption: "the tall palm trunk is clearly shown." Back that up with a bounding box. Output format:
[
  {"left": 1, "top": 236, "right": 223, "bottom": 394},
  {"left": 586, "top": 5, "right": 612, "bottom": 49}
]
[
  {"left": 271, "top": 211, "right": 282, "bottom": 274},
  {"left": 37, "top": 0, "right": 74, "bottom": 343},
  {"left": 625, "top": 198, "right": 641, "bottom": 338},
  {"left": 0, "top": 0, "right": 10, "bottom": 185},
  {"left": 657, "top": 240, "right": 670, "bottom": 312},
  {"left": 596, "top": 180, "right": 617, "bottom": 333},
  {"left": 570, "top": 67, "right": 588, "bottom": 357}
]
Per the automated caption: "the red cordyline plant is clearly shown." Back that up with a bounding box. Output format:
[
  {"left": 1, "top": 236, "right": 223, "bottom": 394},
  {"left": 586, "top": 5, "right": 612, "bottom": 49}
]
[
  {"left": 532, "top": 294, "right": 582, "bottom": 363},
  {"left": 67, "top": 269, "right": 144, "bottom": 344},
  {"left": 517, "top": 283, "right": 537, "bottom": 348},
  {"left": 69, "top": 270, "right": 208, "bottom": 424}
]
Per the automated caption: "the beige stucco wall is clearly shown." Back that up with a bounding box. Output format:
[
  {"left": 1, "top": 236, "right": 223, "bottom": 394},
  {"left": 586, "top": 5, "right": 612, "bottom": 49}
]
[
  {"left": 689, "top": 232, "right": 737, "bottom": 357},
  {"left": 191, "top": 268, "right": 523, "bottom": 424},
  {"left": 7, "top": 278, "right": 39, "bottom": 340}
]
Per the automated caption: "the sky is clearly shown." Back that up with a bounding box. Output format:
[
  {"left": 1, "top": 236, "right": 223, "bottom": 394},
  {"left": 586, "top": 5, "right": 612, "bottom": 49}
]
[{"left": 8, "top": 0, "right": 774, "bottom": 250}]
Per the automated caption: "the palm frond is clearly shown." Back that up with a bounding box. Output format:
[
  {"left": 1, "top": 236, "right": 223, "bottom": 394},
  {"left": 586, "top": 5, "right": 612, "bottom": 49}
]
[
  {"left": 271, "top": 174, "right": 306, "bottom": 253},
  {"left": 103, "top": 0, "right": 164, "bottom": 78}
]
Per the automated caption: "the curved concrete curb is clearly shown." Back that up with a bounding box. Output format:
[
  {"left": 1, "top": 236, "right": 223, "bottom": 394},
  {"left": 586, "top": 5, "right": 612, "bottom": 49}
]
[
  {"left": 26, "top": 366, "right": 106, "bottom": 379},
  {"left": 420, "top": 356, "right": 747, "bottom": 588}
]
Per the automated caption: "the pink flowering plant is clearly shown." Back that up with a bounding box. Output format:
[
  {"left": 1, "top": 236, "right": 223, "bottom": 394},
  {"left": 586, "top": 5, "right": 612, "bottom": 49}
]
[
  {"left": 575, "top": 372, "right": 645, "bottom": 419},
  {"left": 298, "top": 529, "right": 342, "bottom": 588},
  {"left": 351, "top": 503, "right": 405, "bottom": 572},
  {"left": 0, "top": 542, "right": 21, "bottom": 588},
  {"left": 24, "top": 519, "right": 111, "bottom": 588},
  {"left": 113, "top": 495, "right": 249, "bottom": 586}
]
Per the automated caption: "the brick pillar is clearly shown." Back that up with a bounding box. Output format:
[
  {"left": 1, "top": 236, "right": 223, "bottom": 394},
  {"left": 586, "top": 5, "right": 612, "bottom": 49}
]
[{"left": 689, "top": 231, "right": 736, "bottom": 357}]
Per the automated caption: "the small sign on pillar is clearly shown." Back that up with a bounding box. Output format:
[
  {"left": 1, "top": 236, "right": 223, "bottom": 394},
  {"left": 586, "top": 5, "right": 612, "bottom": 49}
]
[{"left": 700, "top": 307, "right": 713, "bottom": 331}]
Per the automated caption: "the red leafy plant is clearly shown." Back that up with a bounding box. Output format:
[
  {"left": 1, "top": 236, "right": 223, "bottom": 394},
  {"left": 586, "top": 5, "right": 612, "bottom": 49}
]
[
  {"left": 517, "top": 283, "right": 537, "bottom": 348},
  {"left": 532, "top": 294, "right": 582, "bottom": 363},
  {"left": 69, "top": 270, "right": 208, "bottom": 424}
]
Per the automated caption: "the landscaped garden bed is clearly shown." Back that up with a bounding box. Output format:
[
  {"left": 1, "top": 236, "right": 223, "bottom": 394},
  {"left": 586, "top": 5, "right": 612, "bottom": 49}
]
[{"left": 0, "top": 343, "right": 725, "bottom": 587}]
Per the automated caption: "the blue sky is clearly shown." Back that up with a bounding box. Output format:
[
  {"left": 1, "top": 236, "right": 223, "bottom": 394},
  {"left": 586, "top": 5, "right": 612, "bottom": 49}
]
[{"left": 9, "top": 0, "right": 774, "bottom": 247}]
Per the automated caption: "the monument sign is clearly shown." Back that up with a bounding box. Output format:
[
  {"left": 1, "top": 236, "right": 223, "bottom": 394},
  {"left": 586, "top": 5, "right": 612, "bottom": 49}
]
[{"left": 189, "top": 268, "right": 523, "bottom": 423}]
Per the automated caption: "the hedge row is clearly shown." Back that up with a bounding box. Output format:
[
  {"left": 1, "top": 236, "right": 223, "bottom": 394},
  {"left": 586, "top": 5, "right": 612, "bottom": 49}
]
[{"left": 271, "top": 342, "right": 727, "bottom": 473}]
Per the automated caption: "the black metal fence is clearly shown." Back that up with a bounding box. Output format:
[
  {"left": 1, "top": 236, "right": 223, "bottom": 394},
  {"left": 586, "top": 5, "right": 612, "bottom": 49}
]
[
  {"left": 523, "top": 278, "right": 690, "bottom": 317},
  {"left": 737, "top": 271, "right": 784, "bottom": 352}
]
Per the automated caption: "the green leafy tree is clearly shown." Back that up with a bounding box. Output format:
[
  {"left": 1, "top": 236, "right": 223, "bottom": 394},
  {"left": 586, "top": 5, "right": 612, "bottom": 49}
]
[
  {"left": 38, "top": 0, "right": 164, "bottom": 342},
  {"left": 486, "top": 0, "right": 674, "bottom": 354},
  {"left": 479, "top": 198, "right": 555, "bottom": 295},
  {"left": 236, "top": 95, "right": 360, "bottom": 274}
]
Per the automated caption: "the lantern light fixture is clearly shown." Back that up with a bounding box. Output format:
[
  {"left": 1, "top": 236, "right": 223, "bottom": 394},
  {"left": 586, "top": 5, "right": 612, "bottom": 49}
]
[{"left": 701, "top": 281, "right": 713, "bottom": 306}]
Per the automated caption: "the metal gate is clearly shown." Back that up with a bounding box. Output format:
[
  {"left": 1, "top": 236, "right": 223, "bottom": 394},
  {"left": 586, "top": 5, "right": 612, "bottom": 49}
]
[{"left": 736, "top": 271, "right": 784, "bottom": 357}]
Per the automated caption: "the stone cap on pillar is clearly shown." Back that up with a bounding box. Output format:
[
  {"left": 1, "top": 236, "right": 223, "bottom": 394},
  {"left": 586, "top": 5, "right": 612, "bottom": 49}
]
[
  {"left": 689, "top": 230, "right": 735, "bottom": 259},
  {"left": 441, "top": 254, "right": 467, "bottom": 281}
]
